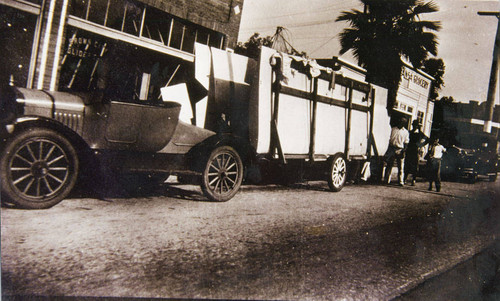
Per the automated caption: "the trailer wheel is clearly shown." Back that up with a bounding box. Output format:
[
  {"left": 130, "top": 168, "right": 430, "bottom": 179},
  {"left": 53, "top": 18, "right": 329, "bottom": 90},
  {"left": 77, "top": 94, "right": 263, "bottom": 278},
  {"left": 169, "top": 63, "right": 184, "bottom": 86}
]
[
  {"left": 327, "top": 153, "right": 347, "bottom": 192},
  {"left": 0, "top": 128, "right": 79, "bottom": 209},
  {"left": 201, "top": 146, "right": 243, "bottom": 202}
]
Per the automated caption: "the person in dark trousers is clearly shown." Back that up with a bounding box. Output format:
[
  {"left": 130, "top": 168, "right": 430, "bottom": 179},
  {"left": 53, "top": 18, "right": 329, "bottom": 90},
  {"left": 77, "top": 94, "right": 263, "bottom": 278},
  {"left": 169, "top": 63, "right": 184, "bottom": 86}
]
[
  {"left": 426, "top": 137, "right": 446, "bottom": 192},
  {"left": 404, "top": 120, "right": 429, "bottom": 185},
  {"left": 384, "top": 117, "right": 409, "bottom": 186}
]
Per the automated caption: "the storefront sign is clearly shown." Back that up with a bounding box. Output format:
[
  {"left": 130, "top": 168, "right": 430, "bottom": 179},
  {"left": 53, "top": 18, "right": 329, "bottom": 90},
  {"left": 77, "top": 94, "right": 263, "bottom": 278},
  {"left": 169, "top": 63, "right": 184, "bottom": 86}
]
[
  {"left": 65, "top": 33, "right": 106, "bottom": 58},
  {"left": 401, "top": 66, "right": 431, "bottom": 95}
]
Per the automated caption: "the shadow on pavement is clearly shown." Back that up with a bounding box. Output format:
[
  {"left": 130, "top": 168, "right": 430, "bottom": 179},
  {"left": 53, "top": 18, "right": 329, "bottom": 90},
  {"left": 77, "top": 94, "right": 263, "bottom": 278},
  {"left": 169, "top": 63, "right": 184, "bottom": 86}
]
[{"left": 394, "top": 240, "right": 500, "bottom": 301}]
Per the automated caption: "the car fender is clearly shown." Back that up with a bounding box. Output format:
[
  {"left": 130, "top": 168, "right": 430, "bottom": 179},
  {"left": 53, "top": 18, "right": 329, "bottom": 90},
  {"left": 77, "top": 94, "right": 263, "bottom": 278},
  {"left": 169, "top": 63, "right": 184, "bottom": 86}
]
[
  {"left": 186, "top": 134, "right": 256, "bottom": 172},
  {"left": 4, "top": 115, "right": 90, "bottom": 155}
]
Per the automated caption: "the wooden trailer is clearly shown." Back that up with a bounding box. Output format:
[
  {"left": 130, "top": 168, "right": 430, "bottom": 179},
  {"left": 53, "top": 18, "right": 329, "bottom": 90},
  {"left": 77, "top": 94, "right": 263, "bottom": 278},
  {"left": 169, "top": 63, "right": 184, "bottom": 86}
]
[{"left": 192, "top": 44, "right": 391, "bottom": 191}]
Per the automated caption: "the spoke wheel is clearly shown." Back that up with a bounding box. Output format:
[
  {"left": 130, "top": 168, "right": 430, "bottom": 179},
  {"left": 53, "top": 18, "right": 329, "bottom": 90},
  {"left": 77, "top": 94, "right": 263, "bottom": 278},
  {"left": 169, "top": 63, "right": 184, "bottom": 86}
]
[
  {"left": 201, "top": 146, "right": 243, "bottom": 202},
  {"left": 327, "top": 153, "right": 347, "bottom": 192},
  {"left": 1, "top": 128, "right": 79, "bottom": 209}
]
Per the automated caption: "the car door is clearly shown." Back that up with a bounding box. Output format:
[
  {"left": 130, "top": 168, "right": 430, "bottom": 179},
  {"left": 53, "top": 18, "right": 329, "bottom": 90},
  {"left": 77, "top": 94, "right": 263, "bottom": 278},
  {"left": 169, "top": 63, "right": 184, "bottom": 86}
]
[{"left": 104, "top": 101, "right": 181, "bottom": 152}]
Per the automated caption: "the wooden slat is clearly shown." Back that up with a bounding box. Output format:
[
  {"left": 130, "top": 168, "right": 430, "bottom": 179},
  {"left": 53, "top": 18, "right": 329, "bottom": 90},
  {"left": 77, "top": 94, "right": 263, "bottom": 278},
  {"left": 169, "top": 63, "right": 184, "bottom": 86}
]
[{"left": 279, "top": 85, "right": 370, "bottom": 113}]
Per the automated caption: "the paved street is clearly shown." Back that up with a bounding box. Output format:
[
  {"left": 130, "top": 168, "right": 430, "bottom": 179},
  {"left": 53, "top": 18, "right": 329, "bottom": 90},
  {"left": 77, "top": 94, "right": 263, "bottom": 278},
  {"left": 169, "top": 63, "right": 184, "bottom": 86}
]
[{"left": 2, "top": 178, "right": 500, "bottom": 300}]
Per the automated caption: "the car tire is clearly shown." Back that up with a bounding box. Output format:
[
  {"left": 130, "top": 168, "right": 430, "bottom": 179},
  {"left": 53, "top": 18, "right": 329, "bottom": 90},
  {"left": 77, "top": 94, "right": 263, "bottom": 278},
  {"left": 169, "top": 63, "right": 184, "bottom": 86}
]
[
  {"left": 200, "top": 146, "right": 243, "bottom": 202},
  {"left": 489, "top": 173, "right": 497, "bottom": 182},
  {"left": 468, "top": 173, "right": 478, "bottom": 184},
  {"left": 0, "top": 128, "right": 79, "bottom": 209},
  {"left": 327, "top": 153, "right": 347, "bottom": 192}
]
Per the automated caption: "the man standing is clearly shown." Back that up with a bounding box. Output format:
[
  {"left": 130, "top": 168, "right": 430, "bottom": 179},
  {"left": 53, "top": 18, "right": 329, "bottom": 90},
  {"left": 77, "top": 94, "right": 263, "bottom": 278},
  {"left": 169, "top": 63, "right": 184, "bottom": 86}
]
[
  {"left": 404, "top": 120, "right": 429, "bottom": 185},
  {"left": 427, "top": 137, "right": 446, "bottom": 192},
  {"left": 384, "top": 118, "right": 410, "bottom": 186}
]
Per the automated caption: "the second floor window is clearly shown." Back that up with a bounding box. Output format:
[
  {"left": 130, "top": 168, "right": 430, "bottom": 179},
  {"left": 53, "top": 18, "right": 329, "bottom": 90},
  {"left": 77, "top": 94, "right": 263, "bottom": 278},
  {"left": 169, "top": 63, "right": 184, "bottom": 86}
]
[{"left": 69, "top": 0, "right": 225, "bottom": 54}]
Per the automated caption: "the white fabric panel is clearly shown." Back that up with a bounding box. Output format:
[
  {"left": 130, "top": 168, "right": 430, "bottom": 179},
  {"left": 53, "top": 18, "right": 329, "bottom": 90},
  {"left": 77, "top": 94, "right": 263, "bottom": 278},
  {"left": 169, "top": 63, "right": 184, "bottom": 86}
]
[
  {"left": 196, "top": 96, "right": 208, "bottom": 128},
  {"left": 252, "top": 46, "right": 391, "bottom": 158},
  {"left": 254, "top": 47, "right": 275, "bottom": 154},
  {"left": 352, "top": 90, "right": 368, "bottom": 104},
  {"left": 277, "top": 95, "right": 310, "bottom": 154},
  {"left": 371, "top": 85, "right": 391, "bottom": 155},
  {"left": 210, "top": 47, "right": 250, "bottom": 84},
  {"left": 282, "top": 70, "right": 310, "bottom": 92},
  {"left": 194, "top": 43, "right": 211, "bottom": 90},
  {"left": 331, "top": 84, "right": 348, "bottom": 100},
  {"left": 349, "top": 110, "right": 369, "bottom": 155},
  {"left": 315, "top": 102, "right": 346, "bottom": 155},
  {"left": 194, "top": 43, "right": 211, "bottom": 127},
  {"left": 160, "top": 83, "right": 192, "bottom": 123},
  {"left": 317, "top": 77, "right": 336, "bottom": 98}
]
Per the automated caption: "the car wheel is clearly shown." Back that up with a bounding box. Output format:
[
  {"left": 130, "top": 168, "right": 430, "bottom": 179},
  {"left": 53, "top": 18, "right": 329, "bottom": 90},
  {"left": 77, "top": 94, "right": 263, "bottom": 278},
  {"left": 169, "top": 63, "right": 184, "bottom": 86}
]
[
  {"left": 0, "top": 128, "right": 79, "bottom": 209},
  {"left": 327, "top": 153, "right": 347, "bottom": 192},
  {"left": 200, "top": 146, "right": 243, "bottom": 202},
  {"left": 468, "top": 173, "right": 478, "bottom": 184},
  {"left": 489, "top": 173, "right": 497, "bottom": 182}
]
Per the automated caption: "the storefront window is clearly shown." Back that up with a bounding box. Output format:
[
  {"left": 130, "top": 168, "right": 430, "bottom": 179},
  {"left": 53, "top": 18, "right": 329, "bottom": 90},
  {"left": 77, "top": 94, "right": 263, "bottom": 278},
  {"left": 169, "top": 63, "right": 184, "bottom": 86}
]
[
  {"left": 209, "top": 32, "right": 224, "bottom": 48},
  {"left": 182, "top": 27, "right": 196, "bottom": 53},
  {"left": 0, "top": 4, "right": 38, "bottom": 87},
  {"left": 196, "top": 30, "right": 209, "bottom": 45},
  {"left": 70, "top": 0, "right": 85, "bottom": 19},
  {"left": 87, "top": 0, "right": 107, "bottom": 25},
  {"left": 68, "top": 0, "right": 226, "bottom": 55},
  {"left": 417, "top": 111, "right": 424, "bottom": 127},
  {"left": 59, "top": 27, "right": 189, "bottom": 102},
  {"left": 169, "top": 19, "right": 184, "bottom": 49},
  {"left": 143, "top": 6, "right": 171, "bottom": 44},
  {"left": 121, "top": 1, "right": 142, "bottom": 36}
]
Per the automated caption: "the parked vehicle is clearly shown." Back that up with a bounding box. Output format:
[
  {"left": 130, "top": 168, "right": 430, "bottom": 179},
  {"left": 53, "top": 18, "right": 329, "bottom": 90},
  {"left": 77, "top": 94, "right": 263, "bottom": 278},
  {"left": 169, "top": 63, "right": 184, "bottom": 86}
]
[
  {"left": 441, "top": 134, "right": 498, "bottom": 183},
  {"left": 1, "top": 44, "right": 390, "bottom": 209}
]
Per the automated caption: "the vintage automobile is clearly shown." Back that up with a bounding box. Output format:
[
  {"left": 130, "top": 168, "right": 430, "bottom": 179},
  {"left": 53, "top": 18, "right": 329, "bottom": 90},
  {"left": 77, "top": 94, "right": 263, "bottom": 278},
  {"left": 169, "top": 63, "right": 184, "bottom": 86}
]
[
  {"left": 441, "top": 134, "right": 498, "bottom": 183},
  {"left": 1, "top": 44, "right": 391, "bottom": 209},
  {"left": 0, "top": 84, "right": 253, "bottom": 209}
]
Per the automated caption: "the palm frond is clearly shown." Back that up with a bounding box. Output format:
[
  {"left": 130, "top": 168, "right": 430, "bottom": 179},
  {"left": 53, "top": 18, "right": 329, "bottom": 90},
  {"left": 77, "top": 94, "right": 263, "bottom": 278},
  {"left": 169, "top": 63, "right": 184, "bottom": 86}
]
[
  {"left": 415, "top": 20, "right": 442, "bottom": 32},
  {"left": 335, "top": 10, "right": 364, "bottom": 24},
  {"left": 413, "top": 1, "right": 439, "bottom": 15}
]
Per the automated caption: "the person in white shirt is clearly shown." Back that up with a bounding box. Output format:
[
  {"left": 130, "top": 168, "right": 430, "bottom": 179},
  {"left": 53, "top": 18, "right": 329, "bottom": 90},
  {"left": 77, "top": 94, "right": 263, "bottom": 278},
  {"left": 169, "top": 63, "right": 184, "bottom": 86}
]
[
  {"left": 426, "top": 137, "right": 446, "bottom": 192},
  {"left": 384, "top": 118, "right": 410, "bottom": 186}
]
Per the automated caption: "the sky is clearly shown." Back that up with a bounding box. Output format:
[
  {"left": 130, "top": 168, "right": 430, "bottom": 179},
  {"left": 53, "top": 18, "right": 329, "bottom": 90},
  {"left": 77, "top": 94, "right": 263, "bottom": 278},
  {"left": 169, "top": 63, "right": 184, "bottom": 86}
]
[{"left": 238, "top": 0, "right": 499, "bottom": 104}]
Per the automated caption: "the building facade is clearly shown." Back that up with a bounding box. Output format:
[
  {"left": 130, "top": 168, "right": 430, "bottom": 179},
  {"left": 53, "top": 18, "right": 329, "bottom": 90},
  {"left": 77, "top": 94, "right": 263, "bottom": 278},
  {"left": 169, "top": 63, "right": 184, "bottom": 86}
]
[
  {"left": 0, "top": 0, "right": 244, "bottom": 101},
  {"left": 392, "top": 64, "right": 434, "bottom": 136},
  {"left": 436, "top": 100, "right": 500, "bottom": 148}
]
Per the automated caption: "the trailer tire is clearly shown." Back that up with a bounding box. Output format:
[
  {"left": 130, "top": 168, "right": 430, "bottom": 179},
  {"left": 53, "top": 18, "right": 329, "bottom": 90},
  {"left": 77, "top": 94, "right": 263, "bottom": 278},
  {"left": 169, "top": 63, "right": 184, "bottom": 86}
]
[
  {"left": 201, "top": 146, "right": 243, "bottom": 202},
  {"left": 327, "top": 153, "right": 347, "bottom": 192},
  {"left": 1, "top": 128, "right": 79, "bottom": 209}
]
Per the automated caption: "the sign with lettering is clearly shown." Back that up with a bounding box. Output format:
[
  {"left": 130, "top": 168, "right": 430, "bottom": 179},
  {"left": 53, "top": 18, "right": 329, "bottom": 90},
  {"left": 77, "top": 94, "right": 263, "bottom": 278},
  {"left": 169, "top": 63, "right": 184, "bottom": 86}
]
[
  {"left": 401, "top": 66, "right": 431, "bottom": 96},
  {"left": 65, "top": 31, "right": 107, "bottom": 59}
]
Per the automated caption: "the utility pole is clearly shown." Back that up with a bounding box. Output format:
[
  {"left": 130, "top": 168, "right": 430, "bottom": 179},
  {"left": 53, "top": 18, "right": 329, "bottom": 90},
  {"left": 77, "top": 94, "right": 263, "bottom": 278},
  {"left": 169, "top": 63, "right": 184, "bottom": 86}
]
[{"left": 478, "top": 11, "right": 500, "bottom": 133}]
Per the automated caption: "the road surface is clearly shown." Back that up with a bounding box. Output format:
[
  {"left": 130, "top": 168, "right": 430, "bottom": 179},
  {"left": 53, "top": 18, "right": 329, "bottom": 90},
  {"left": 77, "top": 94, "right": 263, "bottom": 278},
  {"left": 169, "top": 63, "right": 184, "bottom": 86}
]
[{"left": 2, "top": 179, "right": 500, "bottom": 300}]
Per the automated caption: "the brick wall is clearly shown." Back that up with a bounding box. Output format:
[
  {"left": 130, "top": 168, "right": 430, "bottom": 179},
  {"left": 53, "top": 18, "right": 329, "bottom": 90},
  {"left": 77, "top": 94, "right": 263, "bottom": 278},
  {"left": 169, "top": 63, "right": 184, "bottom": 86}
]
[
  {"left": 141, "top": 0, "right": 244, "bottom": 48},
  {"left": 24, "top": 0, "right": 244, "bottom": 90}
]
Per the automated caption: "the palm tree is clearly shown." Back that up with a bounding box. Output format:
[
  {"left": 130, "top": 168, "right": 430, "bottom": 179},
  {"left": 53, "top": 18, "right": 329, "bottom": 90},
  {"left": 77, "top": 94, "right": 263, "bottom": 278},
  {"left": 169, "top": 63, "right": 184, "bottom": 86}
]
[
  {"left": 336, "top": 0, "right": 441, "bottom": 114},
  {"left": 422, "top": 58, "right": 445, "bottom": 101}
]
